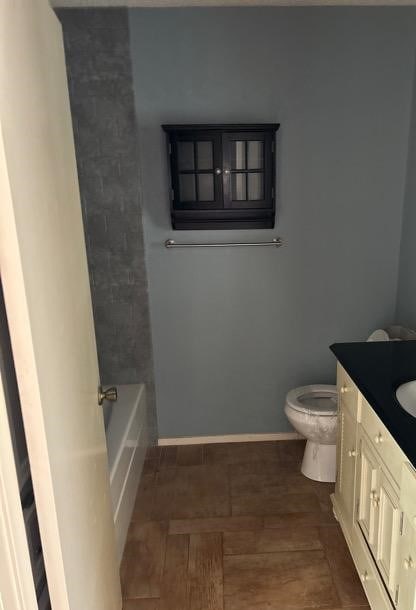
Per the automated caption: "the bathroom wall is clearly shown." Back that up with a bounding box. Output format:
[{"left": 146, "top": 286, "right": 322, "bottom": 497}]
[
  {"left": 129, "top": 7, "right": 416, "bottom": 438},
  {"left": 57, "top": 8, "right": 157, "bottom": 439},
  {"left": 397, "top": 52, "right": 416, "bottom": 329}
]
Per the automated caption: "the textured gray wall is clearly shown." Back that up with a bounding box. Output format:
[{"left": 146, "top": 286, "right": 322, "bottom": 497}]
[
  {"left": 397, "top": 52, "right": 416, "bottom": 329},
  {"left": 57, "top": 8, "right": 157, "bottom": 439},
  {"left": 129, "top": 7, "right": 416, "bottom": 438}
]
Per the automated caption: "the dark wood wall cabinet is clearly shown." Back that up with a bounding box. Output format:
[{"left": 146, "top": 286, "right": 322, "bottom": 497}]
[{"left": 163, "top": 124, "right": 279, "bottom": 230}]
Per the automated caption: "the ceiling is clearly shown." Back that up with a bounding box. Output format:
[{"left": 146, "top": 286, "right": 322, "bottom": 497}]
[{"left": 51, "top": 0, "right": 416, "bottom": 7}]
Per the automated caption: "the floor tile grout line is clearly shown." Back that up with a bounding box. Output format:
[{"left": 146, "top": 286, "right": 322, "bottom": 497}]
[
  {"left": 123, "top": 595, "right": 161, "bottom": 601},
  {"left": 317, "top": 526, "right": 344, "bottom": 609},
  {"left": 220, "top": 530, "right": 225, "bottom": 610},
  {"left": 223, "top": 548, "right": 324, "bottom": 556},
  {"left": 185, "top": 532, "right": 190, "bottom": 610},
  {"left": 157, "top": 525, "right": 170, "bottom": 609},
  {"left": 227, "top": 463, "right": 232, "bottom": 517},
  {"left": 222, "top": 548, "right": 328, "bottom": 559}
]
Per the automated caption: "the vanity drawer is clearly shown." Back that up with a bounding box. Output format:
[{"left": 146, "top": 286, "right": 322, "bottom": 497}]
[
  {"left": 361, "top": 399, "right": 406, "bottom": 485},
  {"left": 337, "top": 364, "right": 360, "bottom": 420}
]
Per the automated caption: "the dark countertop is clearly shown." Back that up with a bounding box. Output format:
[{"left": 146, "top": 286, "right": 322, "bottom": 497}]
[{"left": 330, "top": 340, "right": 416, "bottom": 467}]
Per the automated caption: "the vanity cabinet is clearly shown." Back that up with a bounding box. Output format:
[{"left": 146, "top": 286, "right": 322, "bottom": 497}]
[{"left": 332, "top": 363, "right": 416, "bottom": 610}]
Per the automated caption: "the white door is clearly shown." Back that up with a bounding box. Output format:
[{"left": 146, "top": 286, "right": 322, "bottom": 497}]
[{"left": 0, "top": 1, "right": 122, "bottom": 609}]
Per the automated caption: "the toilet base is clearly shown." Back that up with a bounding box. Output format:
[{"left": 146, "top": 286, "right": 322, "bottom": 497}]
[{"left": 301, "top": 440, "right": 336, "bottom": 483}]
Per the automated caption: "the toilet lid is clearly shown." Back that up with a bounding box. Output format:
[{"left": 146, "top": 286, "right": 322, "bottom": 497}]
[{"left": 286, "top": 384, "right": 338, "bottom": 416}]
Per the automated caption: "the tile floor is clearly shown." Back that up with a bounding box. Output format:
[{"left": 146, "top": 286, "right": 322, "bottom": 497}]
[{"left": 121, "top": 440, "right": 369, "bottom": 610}]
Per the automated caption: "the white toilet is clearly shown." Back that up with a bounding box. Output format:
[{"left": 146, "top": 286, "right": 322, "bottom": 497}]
[
  {"left": 285, "top": 328, "right": 393, "bottom": 483},
  {"left": 285, "top": 385, "right": 338, "bottom": 482}
]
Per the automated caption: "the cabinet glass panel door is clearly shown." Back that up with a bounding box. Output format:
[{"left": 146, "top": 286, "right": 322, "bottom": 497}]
[
  {"left": 222, "top": 132, "right": 273, "bottom": 209},
  {"left": 173, "top": 134, "right": 222, "bottom": 208}
]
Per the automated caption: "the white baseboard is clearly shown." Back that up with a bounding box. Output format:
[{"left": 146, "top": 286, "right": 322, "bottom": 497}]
[{"left": 158, "top": 432, "right": 302, "bottom": 446}]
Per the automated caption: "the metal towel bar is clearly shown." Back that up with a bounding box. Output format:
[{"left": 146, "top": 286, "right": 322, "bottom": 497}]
[{"left": 165, "top": 237, "right": 283, "bottom": 249}]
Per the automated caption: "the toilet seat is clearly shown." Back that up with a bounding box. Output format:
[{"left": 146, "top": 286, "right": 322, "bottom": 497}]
[
  {"left": 285, "top": 384, "right": 338, "bottom": 481},
  {"left": 286, "top": 384, "right": 337, "bottom": 416}
]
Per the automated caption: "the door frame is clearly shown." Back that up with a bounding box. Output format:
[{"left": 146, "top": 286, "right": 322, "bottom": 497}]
[{"left": 0, "top": 364, "right": 38, "bottom": 610}]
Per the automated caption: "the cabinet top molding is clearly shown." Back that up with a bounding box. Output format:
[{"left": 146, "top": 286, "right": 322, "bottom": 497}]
[{"left": 162, "top": 123, "right": 280, "bottom": 133}]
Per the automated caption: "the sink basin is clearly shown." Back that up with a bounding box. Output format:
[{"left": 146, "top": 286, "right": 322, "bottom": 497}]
[{"left": 396, "top": 381, "right": 416, "bottom": 417}]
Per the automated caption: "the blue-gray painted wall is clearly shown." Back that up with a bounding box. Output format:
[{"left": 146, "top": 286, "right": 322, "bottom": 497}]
[
  {"left": 128, "top": 7, "right": 416, "bottom": 438},
  {"left": 397, "top": 53, "right": 416, "bottom": 329}
]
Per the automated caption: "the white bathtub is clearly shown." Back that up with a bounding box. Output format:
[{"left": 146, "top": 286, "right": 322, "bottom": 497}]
[{"left": 105, "top": 384, "right": 148, "bottom": 562}]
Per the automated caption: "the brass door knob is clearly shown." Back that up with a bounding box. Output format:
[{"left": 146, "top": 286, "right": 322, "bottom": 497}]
[{"left": 98, "top": 385, "right": 117, "bottom": 406}]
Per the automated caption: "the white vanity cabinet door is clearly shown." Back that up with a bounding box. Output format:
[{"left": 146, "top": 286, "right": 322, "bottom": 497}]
[
  {"left": 396, "top": 516, "right": 416, "bottom": 610},
  {"left": 375, "top": 471, "right": 401, "bottom": 598},
  {"left": 336, "top": 401, "right": 358, "bottom": 536},
  {"left": 357, "top": 432, "right": 380, "bottom": 555},
  {"left": 398, "top": 464, "right": 416, "bottom": 610}
]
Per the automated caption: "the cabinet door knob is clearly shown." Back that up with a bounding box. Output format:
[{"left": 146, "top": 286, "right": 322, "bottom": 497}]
[
  {"left": 223, "top": 169, "right": 231, "bottom": 175},
  {"left": 215, "top": 168, "right": 222, "bottom": 175},
  {"left": 369, "top": 490, "right": 379, "bottom": 507},
  {"left": 340, "top": 385, "right": 348, "bottom": 394},
  {"left": 404, "top": 557, "right": 414, "bottom": 570},
  {"left": 374, "top": 433, "right": 384, "bottom": 444},
  {"left": 348, "top": 449, "right": 357, "bottom": 457},
  {"left": 360, "top": 571, "right": 369, "bottom": 582}
]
